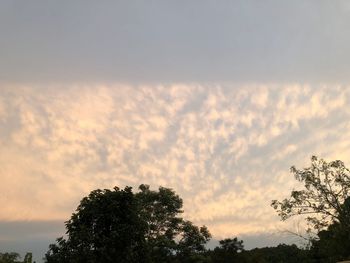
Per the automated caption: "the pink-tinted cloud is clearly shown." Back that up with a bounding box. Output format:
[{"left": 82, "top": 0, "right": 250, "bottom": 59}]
[{"left": 1, "top": 84, "right": 350, "bottom": 239}]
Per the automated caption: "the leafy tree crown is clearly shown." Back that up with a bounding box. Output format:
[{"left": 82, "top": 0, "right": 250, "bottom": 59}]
[{"left": 271, "top": 156, "right": 350, "bottom": 231}]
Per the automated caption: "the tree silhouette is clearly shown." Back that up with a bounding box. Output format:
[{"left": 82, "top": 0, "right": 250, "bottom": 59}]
[
  {"left": 45, "top": 185, "right": 211, "bottom": 263},
  {"left": 0, "top": 252, "right": 20, "bottom": 263},
  {"left": 310, "top": 197, "right": 350, "bottom": 262},
  {"left": 271, "top": 156, "right": 350, "bottom": 231}
]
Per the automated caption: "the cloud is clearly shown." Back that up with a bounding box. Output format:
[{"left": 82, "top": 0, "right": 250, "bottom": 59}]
[{"left": 1, "top": 84, "right": 350, "bottom": 240}]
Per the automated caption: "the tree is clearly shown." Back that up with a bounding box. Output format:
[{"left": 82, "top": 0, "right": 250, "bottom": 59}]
[
  {"left": 309, "top": 197, "right": 350, "bottom": 262},
  {"left": 135, "top": 184, "right": 184, "bottom": 261},
  {"left": 271, "top": 156, "right": 350, "bottom": 231},
  {"left": 240, "top": 244, "right": 311, "bottom": 263},
  {"left": 0, "top": 253, "right": 20, "bottom": 263},
  {"left": 218, "top": 238, "right": 244, "bottom": 253},
  {"left": 209, "top": 237, "right": 244, "bottom": 263},
  {"left": 45, "top": 185, "right": 211, "bottom": 263},
  {"left": 176, "top": 221, "right": 211, "bottom": 262},
  {"left": 23, "top": 253, "right": 33, "bottom": 263},
  {"left": 46, "top": 186, "right": 147, "bottom": 263}
]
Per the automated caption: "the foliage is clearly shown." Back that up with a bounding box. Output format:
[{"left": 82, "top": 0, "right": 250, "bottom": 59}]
[
  {"left": 0, "top": 253, "right": 20, "bottom": 263},
  {"left": 309, "top": 197, "right": 350, "bottom": 262},
  {"left": 271, "top": 156, "right": 350, "bottom": 262},
  {"left": 207, "top": 242, "right": 312, "bottom": 263},
  {"left": 271, "top": 156, "right": 350, "bottom": 231},
  {"left": 23, "top": 253, "right": 32, "bottom": 263},
  {"left": 208, "top": 237, "right": 244, "bottom": 263},
  {"left": 45, "top": 185, "right": 211, "bottom": 263},
  {"left": 135, "top": 184, "right": 184, "bottom": 261},
  {"left": 218, "top": 238, "right": 244, "bottom": 253},
  {"left": 0, "top": 252, "right": 33, "bottom": 263},
  {"left": 46, "top": 186, "right": 147, "bottom": 263},
  {"left": 176, "top": 221, "right": 211, "bottom": 262},
  {"left": 240, "top": 244, "right": 312, "bottom": 263}
]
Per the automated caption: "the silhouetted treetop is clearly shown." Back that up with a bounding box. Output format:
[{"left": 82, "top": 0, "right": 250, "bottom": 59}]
[
  {"left": 272, "top": 156, "right": 350, "bottom": 231},
  {"left": 45, "top": 185, "right": 211, "bottom": 263}
]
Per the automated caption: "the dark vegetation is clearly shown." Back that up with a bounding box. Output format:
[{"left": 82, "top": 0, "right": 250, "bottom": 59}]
[
  {"left": 2, "top": 156, "right": 350, "bottom": 262},
  {"left": 0, "top": 253, "right": 33, "bottom": 263}
]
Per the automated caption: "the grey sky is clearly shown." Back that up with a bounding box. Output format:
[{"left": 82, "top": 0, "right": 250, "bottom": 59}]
[{"left": 1, "top": 1, "right": 350, "bottom": 83}]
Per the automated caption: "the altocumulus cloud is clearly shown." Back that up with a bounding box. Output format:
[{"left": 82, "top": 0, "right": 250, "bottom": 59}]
[{"left": 1, "top": 84, "right": 350, "bottom": 240}]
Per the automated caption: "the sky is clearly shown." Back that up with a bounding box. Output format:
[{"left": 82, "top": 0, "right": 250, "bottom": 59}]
[{"left": 1, "top": 1, "right": 350, "bottom": 262}]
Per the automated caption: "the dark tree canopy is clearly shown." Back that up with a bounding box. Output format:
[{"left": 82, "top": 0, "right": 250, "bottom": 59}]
[
  {"left": 176, "top": 221, "right": 211, "bottom": 262},
  {"left": 0, "top": 253, "right": 20, "bottom": 263},
  {"left": 206, "top": 241, "right": 312, "bottom": 263},
  {"left": 271, "top": 156, "right": 350, "bottom": 262},
  {"left": 309, "top": 197, "right": 350, "bottom": 262},
  {"left": 208, "top": 237, "right": 245, "bottom": 263},
  {"left": 239, "top": 244, "right": 311, "bottom": 263},
  {"left": 46, "top": 186, "right": 147, "bottom": 263},
  {"left": 45, "top": 185, "right": 211, "bottom": 263},
  {"left": 271, "top": 156, "right": 350, "bottom": 231},
  {"left": 218, "top": 238, "right": 244, "bottom": 253},
  {"left": 0, "top": 252, "right": 33, "bottom": 263}
]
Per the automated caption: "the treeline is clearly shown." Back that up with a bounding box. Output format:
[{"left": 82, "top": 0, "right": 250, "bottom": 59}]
[
  {"left": 3, "top": 156, "right": 350, "bottom": 262},
  {"left": 204, "top": 237, "right": 349, "bottom": 262},
  {"left": 0, "top": 252, "right": 33, "bottom": 263},
  {"left": 44, "top": 157, "right": 350, "bottom": 263},
  {"left": 48, "top": 186, "right": 307, "bottom": 263},
  {"left": 206, "top": 243, "right": 311, "bottom": 263}
]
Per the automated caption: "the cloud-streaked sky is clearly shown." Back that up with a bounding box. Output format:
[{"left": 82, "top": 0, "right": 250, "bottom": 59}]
[
  {"left": 1, "top": 84, "right": 350, "bottom": 261},
  {"left": 2, "top": 1, "right": 350, "bottom": 262}
]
